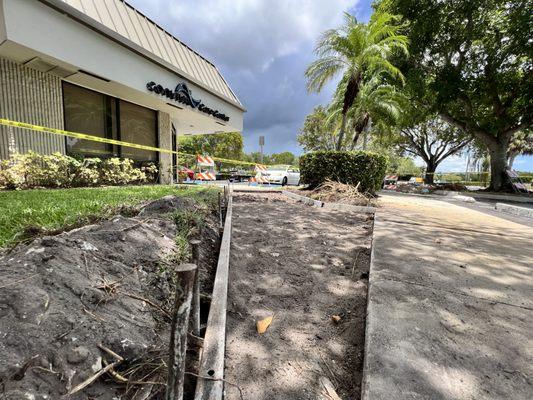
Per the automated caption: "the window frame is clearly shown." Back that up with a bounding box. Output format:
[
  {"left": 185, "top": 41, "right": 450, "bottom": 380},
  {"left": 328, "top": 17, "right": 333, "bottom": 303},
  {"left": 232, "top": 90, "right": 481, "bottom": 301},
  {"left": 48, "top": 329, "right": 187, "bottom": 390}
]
[{"left": 118, "top": 97, "right": 159, "bottom": 163}]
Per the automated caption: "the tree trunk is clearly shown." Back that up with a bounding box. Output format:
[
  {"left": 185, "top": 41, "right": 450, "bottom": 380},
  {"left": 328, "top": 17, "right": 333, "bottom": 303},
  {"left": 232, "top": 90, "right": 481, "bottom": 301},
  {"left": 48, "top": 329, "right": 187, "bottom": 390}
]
[
  {"left": 362, "top": 116, "right": 371, "bottom": 150},
  {"left": 438, "top": 113, "right": 516, "bottom": 191},
  {"left": 349, "top": 130, "right": 361, "bottom": 151},
  {"left": 336, "top": 112, "right": 348, "bottom": 150},
  {"left": 424, "top": 162, "right": 436, "bottom": 184},
  {"left": 487, "top": 138, "right": 510, "bottom": 191},
  {"left": 337, "top": 74, "right": 362, "bottom": 151},
  {"left": 350, "top": 113, "right": 369, "bottom": 151}
]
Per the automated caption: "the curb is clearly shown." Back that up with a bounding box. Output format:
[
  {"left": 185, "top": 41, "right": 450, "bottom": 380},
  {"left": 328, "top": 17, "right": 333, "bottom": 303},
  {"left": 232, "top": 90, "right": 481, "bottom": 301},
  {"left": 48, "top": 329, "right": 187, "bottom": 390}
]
[
  {"left": 467, "top": 192, "right": 533, "bottom": 203},
  {"left": 282, "top": 190, "right": 377, "bottom": 213},
  {"left": 495, "top": 203, "right": 533, "bottom": 219},
  {"left": 450, "top": 195, "right": 476, "bottom": 203},
  {"left": 432, "top": 190, "right": 533, "bottom": 204},
  {"left": 282, "top": 190, "right": 324, "bottom": 207}
]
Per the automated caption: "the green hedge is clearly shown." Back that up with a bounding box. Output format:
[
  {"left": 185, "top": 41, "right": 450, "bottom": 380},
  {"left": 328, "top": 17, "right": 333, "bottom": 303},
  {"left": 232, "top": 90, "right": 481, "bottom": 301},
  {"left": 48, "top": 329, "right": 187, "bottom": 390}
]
[
  {"left": 0, "top": 152, "right": 158, "bottom": 190},
  {"left": 300, "top": 150, "right": 387, "bottom": 193}
]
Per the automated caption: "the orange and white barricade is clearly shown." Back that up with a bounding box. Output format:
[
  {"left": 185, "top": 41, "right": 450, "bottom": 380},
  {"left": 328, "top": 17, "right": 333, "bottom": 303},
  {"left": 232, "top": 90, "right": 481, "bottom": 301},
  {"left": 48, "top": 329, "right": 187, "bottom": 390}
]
[
  {"left": 195, "top": 171, "right": 216, "bottom": 181},
  {"left": 196, "top": 155, "right": 215, "bottom": 167},
  {"left": 249, "top": 176, "right": 270, "bottom": 184},
  {"left": 249, "top": 164, "right": 270, "bottom": 185},
  {"left": 254, "top": 164, "right": 267, "bottom": 174},
  {"left": 195, "top": 155, "right": 216, "bottom": 182}
]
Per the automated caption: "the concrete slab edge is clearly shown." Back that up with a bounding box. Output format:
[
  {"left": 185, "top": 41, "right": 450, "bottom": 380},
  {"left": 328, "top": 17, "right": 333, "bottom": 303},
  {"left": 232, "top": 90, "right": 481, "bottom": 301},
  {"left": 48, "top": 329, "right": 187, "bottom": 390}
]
[
  {"left": 322, "top": 202, "right": 377, "bottom": 213},
  {"left": 194, "top": 188, "right": 233, "bottom": 400},
  {"left": 462, "top": 192, "right": 533, "bottom": 203},
  {"left": 360, "top": 212, "right": 379, "bottom": 400},
  {"left": 282, "top": 191, "right": 377, "bottom": 213},
  {"left": 233, "top": 189, "right": 282, "bottom": 193},
  {"left": 282, "top": 190, "right": 324, "bottom": 207},
  {"left": 495, "top": 202, "right": 533, "bottom": 219}
]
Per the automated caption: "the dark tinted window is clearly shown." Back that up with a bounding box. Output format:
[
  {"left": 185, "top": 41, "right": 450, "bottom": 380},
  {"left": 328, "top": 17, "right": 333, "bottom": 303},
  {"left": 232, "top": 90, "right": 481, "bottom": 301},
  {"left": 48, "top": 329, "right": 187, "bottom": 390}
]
[
  {"left": 119, "top": 100, "right": 157, "bottom": 162},
  {"left": 63, "top": 82, "right": 157, "bottom": 162},
  {"left": 63, "top": 82, "right": 113, "bottom": 156}
]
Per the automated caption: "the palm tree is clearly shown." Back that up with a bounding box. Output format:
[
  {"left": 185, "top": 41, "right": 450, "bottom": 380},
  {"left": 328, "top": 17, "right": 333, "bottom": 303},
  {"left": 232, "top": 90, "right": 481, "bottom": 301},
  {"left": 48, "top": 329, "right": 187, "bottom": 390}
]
[
  {"left": 305, "top": 12, "right": 408, "bottom": 150},
  {"left": 328, "top": 76, "right": 406, "bottom": 150},
  {"left": 507, "top": 131, "right": 533, "bottom": 168}
]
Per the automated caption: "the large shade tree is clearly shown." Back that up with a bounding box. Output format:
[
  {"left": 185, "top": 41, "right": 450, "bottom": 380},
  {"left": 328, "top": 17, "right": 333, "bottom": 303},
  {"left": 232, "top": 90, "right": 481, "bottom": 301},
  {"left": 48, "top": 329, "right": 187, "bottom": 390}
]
[
  {"left": 298, "top": 106, "right": 339, "bottom": 151},
  {"left": 305, "top": 12, "right": 408, "bottom": 150},
  {"left": 397, "top": 117, "right": 472, "bottom": 184},
  {"left": 179, "top": 132, "right": 243, "bottom": 160},
  {"left": 377, "top": 0, "right": 532, "bottom": 190}
]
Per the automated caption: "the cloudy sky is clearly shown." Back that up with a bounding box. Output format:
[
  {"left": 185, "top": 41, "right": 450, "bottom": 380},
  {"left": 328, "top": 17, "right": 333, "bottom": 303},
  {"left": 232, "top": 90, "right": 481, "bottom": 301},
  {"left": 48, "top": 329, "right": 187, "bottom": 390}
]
[{"left": 128, "top": 0, "right": 532, "bottom": 172}]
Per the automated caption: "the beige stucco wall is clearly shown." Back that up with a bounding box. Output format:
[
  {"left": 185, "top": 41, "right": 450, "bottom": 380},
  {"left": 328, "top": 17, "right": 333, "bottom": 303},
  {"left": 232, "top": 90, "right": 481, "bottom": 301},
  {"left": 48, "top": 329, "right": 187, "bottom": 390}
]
[
  {"left": 158, "top": 111, "right": 173, "bottom": 184},
  {"left": 0, "top": 57, "right": 65, "bottom": 160}
]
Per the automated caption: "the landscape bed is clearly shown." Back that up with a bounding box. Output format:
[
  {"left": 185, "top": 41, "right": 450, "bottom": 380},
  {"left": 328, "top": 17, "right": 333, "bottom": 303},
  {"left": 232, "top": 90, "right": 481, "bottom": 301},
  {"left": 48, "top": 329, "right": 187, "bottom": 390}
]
[{"left": 224, "top": 192, "right": 374, "bottom": 399}]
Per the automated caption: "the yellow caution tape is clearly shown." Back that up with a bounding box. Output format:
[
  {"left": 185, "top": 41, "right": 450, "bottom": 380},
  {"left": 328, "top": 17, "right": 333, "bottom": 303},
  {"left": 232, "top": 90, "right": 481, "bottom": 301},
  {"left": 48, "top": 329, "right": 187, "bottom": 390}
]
[{"left": 0, "top": 118, "right": 260, "bottom": 166}]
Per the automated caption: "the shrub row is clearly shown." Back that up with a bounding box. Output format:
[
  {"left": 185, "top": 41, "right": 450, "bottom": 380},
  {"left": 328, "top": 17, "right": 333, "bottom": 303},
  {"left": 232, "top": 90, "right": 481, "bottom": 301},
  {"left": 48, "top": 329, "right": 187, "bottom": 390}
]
[
  {"left": 300, "top": 150, "right": 387, "bottom": 193},
  {"left": 0, "top": 152, "right": 158, "bottom": 190}
]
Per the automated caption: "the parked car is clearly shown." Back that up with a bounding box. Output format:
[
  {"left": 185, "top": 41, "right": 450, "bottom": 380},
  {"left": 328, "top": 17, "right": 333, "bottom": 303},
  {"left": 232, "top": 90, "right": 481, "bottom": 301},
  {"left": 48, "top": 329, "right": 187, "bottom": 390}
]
[{"left": 265, "top": 165, "right": 300, "bottom": 186}]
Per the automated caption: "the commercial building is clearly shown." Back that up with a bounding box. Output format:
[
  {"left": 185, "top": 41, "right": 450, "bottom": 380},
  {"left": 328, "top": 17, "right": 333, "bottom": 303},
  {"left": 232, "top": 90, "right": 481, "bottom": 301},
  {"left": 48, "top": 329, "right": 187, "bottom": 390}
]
[{"left": 0, "top": 0, "right": 245, "bottom": 183}]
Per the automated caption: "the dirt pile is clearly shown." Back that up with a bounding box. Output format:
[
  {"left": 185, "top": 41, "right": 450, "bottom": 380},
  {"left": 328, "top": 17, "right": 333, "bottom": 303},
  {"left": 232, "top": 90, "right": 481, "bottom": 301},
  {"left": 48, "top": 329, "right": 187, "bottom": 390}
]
[{"left": 0, "top": 195, "right": 219, "bottom": 400}]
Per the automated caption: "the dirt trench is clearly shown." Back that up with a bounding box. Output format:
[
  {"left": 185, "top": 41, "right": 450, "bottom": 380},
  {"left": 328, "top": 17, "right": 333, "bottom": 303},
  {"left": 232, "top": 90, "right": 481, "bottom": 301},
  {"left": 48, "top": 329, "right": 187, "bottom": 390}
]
[
  {"left": 0, "top": 195, "right": 220, "bottom": 400},
  {"left": 225, "top": 193, "right": 373, "bottom": 400}
]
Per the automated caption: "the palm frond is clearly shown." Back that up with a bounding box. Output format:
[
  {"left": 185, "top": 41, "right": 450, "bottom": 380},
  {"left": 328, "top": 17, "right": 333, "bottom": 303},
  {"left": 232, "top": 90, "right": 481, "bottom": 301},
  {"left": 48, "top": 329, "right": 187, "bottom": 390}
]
[
  {"left": 305, "top": 57, "right": 346, "bottom": 92},
  {"left": 305, "top": 8, "right": 408, "bottom": 114},
  {"left": 365, "top": 56, "right": 405, "bottom": 83}
]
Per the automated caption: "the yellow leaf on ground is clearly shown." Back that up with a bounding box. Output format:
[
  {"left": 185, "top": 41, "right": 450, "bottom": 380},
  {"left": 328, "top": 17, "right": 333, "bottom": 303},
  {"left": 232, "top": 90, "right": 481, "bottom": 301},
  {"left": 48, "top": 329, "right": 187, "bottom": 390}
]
[
  {"left": 256, "top": 315, "right": 273, "bottom": 334},
  {"left": 331, "top": 315, "right": 342, "bottom": 324}
]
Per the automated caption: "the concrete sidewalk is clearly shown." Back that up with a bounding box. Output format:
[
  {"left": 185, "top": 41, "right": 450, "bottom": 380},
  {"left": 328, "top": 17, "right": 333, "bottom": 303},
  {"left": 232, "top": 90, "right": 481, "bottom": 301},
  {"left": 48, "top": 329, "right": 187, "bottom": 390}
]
[{"left": 363, "top": 194, "right": 533, "bottom": 400}]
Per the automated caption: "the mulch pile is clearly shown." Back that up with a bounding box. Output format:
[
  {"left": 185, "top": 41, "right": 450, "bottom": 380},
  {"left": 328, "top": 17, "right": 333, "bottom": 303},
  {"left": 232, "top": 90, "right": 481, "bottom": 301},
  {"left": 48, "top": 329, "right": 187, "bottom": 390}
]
[{"left": 307, "top": 179, "right": 376, "bottom": 206}]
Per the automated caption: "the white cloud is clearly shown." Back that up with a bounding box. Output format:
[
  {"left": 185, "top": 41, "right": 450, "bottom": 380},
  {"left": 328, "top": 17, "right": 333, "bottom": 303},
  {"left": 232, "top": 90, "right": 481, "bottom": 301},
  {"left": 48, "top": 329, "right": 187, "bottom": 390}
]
[
  {"left": 436, "top": 155, "right": 467, "bottom": 172},
  {"left": 129, "top": 0, "right": 355, "bottom": 72}
]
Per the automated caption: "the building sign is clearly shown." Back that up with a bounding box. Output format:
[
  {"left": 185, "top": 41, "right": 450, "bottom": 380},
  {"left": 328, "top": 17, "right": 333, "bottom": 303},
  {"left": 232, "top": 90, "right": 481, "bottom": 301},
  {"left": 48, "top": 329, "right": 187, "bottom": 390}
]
[{"left": 146, "top": 81, "right": 229, "bottom": 122}]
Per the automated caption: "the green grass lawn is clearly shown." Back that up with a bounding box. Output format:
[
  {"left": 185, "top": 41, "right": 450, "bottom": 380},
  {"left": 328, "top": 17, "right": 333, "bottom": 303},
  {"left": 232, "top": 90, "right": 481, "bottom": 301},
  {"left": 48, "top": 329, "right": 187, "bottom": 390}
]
[{"left": 0, "top": 185, "right": 217, "bottom": 248}]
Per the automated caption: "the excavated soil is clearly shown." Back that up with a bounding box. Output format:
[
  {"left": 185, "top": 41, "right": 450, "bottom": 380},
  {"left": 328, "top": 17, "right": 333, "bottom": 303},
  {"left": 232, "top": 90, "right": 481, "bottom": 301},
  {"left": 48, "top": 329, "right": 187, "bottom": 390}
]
[
  {"left": 225, "top": 193, "right": 373, "bottom": 400},
  {"left": 0, "top": 195, "right": 219, "bottom": 400}
]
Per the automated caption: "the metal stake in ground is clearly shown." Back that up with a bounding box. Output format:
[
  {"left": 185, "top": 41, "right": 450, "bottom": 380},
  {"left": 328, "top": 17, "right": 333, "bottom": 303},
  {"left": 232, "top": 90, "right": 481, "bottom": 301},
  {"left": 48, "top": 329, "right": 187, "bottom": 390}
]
[
  {"left": 223, "top": 185, "right": 228, "bottom": 211},
  {"left": 218, "top": 192, "right": 223, "bottom": 230},
  {"left": 189, "top": 240, "right": 202, "bottom": 336},
  {"left": 166, "top": 263, "right": 197, "bottom": 400}
]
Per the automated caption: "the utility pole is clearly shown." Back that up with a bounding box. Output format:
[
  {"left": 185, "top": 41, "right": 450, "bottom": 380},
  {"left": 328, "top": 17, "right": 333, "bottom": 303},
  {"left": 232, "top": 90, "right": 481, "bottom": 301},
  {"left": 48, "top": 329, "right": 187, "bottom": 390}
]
[{"left": 259, "top": 135, "right": 265, "bottom": 164}]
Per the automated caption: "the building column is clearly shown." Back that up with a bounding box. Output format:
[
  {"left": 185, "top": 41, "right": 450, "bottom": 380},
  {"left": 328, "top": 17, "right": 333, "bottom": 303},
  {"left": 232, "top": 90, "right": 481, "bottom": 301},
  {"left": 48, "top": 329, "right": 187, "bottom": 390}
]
[{"left": 158, "top": 111, "right": 173, "bottom": 184}]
